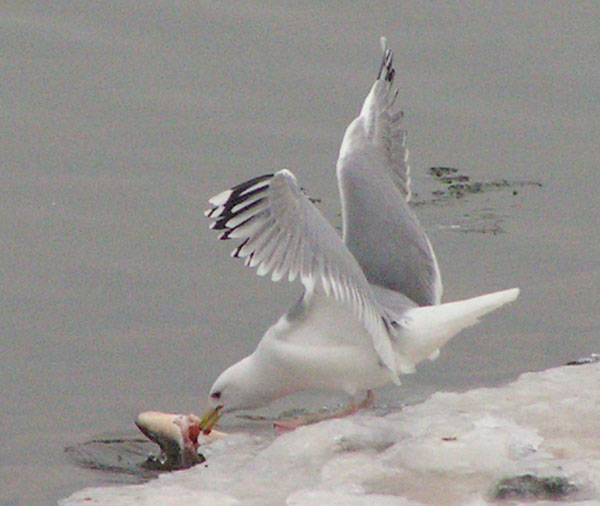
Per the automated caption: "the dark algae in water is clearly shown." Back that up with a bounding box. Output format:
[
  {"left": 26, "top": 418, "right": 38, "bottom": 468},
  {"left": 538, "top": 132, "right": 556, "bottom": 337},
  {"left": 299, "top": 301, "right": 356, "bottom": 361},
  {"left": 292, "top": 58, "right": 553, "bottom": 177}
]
[{"left": 425, "top": 166, "right": 542, "bottom": 201}]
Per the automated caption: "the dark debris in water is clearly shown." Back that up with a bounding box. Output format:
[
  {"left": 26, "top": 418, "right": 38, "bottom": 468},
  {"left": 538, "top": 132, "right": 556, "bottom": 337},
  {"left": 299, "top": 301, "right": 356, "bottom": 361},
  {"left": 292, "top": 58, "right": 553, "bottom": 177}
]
[
  {"left": 409, "top": 166, "right": 543, "bottom": 235},
  {"left": 492, "top": 474, "right": 578, "bottom": 501},
  {"left": 416, "top": 166, "right": 542, "bottom": 203},
  {"left": 566, "top": 353, "right": 600, "bottom": 366}
]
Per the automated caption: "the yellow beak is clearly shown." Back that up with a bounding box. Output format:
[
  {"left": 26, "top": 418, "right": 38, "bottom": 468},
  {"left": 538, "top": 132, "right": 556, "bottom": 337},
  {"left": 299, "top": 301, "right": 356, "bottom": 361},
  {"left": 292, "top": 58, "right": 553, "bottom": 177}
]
[{"left": 197, "top": 406, "right": 223, "bottom": 434}]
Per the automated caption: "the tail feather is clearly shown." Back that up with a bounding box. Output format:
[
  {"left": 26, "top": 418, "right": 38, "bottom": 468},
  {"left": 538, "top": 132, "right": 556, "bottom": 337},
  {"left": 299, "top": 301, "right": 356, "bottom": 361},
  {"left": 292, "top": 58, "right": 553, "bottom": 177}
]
[{"left": 394, "top": 288, "right": 520, "bottom": 369}]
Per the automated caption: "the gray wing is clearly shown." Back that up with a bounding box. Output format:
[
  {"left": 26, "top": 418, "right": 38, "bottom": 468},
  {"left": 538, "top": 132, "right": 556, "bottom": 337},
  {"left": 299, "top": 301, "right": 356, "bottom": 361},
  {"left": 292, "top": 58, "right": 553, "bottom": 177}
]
[
  {"left": 205, "top": 170, "right": 400, "bottom": 382},
  {"left": 336, "top": 39, "right": 443, "bottom": 306}
]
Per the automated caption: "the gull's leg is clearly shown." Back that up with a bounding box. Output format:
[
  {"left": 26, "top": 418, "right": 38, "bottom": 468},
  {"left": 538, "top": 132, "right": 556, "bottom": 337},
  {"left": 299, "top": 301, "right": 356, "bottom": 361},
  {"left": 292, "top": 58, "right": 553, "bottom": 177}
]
[
  {"left": 355, "top": 389, "right": 375, "bottom": 410},
  {"left": 274, "top": 390, "right": 375, "bottom": 430}
]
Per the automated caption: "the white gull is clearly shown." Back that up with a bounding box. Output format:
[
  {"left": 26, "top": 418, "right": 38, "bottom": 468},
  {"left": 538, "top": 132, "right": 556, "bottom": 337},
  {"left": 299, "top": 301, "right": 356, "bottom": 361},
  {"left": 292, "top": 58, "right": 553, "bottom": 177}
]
[{"left": 201, "top": 39, "right": 519, "bottom": 426}]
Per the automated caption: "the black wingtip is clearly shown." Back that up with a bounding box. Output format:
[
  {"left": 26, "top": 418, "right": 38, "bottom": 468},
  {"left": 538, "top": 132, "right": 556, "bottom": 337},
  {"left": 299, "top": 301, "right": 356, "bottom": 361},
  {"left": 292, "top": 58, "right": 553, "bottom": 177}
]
[
  {"left": 230, "top": 173, "right": 274, "bottom": 194},
  {"left": 377, "top": 48, "right": 394, "bottom": 83},
  {"left": 232, "top": 237, "right": 249, "bottom": 257}
]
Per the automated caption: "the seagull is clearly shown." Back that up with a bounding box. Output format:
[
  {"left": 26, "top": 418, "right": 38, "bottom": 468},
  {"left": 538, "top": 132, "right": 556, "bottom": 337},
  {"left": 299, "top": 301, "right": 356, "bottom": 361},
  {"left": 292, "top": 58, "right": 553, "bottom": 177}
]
[{"left": 200, "top": 39, "right": 519, "bottom": 429}]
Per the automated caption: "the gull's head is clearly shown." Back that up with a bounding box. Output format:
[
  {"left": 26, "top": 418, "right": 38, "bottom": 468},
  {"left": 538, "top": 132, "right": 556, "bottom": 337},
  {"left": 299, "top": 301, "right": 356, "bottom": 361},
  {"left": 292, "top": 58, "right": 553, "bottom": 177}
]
[{"left": 206, "top": 355, "right": 281, "bottom": 414}]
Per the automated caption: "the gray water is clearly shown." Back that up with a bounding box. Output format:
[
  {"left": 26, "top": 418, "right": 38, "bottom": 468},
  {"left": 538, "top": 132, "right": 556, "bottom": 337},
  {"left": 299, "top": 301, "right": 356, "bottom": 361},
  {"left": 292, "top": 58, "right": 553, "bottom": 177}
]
[{"left": 2, "top": 2, "right": 599, "bottom": 504}]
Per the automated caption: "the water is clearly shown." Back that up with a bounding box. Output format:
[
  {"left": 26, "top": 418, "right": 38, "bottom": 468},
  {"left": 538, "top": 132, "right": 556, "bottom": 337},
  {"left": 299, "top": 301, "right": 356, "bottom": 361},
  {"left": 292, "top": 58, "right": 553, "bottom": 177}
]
[{"left": 1, "top": 2, "right": 598, "bottom": 504}]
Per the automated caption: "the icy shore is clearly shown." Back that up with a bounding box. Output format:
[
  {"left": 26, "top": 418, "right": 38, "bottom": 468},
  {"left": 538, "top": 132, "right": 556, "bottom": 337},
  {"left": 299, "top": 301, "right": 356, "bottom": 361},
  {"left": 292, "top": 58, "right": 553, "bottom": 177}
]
[{"left": 60, "top": 361, "right": 600, "bottom": 505}]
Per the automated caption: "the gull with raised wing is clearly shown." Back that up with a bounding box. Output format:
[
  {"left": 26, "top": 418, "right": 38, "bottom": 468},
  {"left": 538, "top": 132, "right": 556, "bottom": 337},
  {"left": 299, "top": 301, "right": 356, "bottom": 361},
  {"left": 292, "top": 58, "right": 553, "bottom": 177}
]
[{"left": 200, "top": 39, "right": 519, "bottom": 430}]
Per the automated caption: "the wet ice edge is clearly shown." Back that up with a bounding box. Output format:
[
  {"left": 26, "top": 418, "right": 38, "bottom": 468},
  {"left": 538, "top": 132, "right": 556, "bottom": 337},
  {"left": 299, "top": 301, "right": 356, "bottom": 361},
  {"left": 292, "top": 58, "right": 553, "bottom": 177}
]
[{"left": 60, "top": 361, "right": 600, "bottom": 505}]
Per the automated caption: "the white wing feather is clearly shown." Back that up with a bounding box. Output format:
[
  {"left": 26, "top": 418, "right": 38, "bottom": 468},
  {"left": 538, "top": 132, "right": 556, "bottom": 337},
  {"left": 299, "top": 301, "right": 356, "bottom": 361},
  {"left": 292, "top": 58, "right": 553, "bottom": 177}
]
[
  {"left": 336, "top": 39, "right": 442, "bottom": 306},
  {"left": 206, "top": 170, "right": 400, "bottom": 382},
  {"left": 339, "top": 37, "right": 411, "bottom": 202}
]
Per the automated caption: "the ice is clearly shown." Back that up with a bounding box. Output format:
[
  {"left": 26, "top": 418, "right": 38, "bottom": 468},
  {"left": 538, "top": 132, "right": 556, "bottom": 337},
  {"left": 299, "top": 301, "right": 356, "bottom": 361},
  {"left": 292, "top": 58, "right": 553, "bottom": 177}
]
[{"left": 60, "top": 361, "right": 600, "bottom": 505}]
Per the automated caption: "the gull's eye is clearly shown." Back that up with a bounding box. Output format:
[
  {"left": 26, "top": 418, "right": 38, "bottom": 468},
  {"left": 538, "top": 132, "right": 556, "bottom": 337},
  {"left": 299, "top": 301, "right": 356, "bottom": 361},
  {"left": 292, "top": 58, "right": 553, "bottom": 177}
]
[{"left": 211, "top": 391, "right": 221, "bottom": 400}]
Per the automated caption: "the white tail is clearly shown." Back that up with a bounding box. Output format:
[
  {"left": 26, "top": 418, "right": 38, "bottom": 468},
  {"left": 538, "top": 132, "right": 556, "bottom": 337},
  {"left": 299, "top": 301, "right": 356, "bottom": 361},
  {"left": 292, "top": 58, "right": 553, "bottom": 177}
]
[{"left": 394, "top": 288, "right": 520, "bottom": 369}]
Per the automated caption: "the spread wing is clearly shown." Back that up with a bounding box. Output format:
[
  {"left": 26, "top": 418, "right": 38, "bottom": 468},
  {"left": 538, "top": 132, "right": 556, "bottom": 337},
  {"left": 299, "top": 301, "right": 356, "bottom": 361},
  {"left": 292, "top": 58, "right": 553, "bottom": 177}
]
[
  {"left": 205, "top": 170, "right": 402, "bottom": 381},
  {"left": 336, "top": 38, "right": 443, "bottom": 306}
]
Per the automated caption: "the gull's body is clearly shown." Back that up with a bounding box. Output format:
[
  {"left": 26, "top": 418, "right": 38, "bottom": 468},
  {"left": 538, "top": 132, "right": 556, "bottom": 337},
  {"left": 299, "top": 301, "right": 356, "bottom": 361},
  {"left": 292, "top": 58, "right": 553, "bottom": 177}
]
[{"left": 204, "top": 39, "right": 519, "bottom": 415}]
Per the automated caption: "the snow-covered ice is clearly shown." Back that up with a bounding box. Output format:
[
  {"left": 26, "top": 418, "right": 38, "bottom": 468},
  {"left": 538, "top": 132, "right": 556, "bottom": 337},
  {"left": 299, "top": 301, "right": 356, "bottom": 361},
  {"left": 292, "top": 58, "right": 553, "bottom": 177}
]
[{"left": 60, "top": 361, "right": 600, "bottom": 505}]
